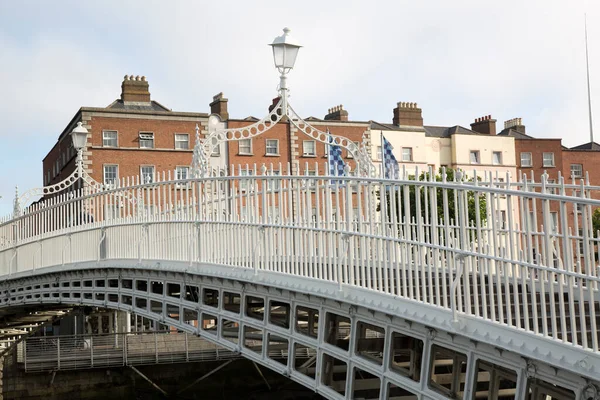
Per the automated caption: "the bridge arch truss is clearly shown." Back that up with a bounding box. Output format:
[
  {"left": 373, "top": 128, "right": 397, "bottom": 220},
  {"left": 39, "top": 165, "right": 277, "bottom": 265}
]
[{"left": 2, "top": 262, "right": 593, "bottom": 400}]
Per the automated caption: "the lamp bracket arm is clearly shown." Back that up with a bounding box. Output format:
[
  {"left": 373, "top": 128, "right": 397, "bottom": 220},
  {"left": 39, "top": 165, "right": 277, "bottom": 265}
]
[
  {"left": 287, "top": 104, "right": 377, "bottom": 177},
  {"left": 192, "top": 98, "right": 286, "bottom": 177}
]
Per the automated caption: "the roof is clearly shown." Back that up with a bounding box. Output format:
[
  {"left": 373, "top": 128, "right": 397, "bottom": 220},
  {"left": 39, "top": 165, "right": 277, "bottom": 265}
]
[
  {"left": 369, "top": 121, "right": 426, "bottom": 132},
  {"left": 497, "top": 128, "right": 534, "bottom": 140},
  {"left": 569, "top": 141, "right": 600, "bottom": 151},
  {"left": 370, "top": 122, "right": 481, "bottom": 137},
  {"left": 106, "top": 99, "right": 171, "bottom": 112}
]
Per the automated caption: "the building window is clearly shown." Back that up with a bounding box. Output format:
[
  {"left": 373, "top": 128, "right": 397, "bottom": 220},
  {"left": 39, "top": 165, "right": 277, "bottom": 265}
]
[
  {"left": 492, "top": 151, "right": 502, "bottom": 165},
  {"left": 103, "top": 130, "right": 118, "bottom": 147},
  {"left": 175, "top": 166, "right": 190, "bottom": 180},
  {"left": 571, "top": 164, "right": 583, "bottom": 178},
  {"left": 211, "top": 144, "right": 220, "bottom": 156},
  {"left": 266, "top": 139, "right": 279, "bottom": 156},
  {"left": 469, "top": 150, "right": 480, "bottom": 164},
  {"left": 521, "top": 152, "right": 532, "bottom": 167},
  {"left": 303, "top": 140, "right": 316, "bottom": 156},
  {"left": 239, "top": 169, "right": 254, "bottom": 192},
  {"left": 139, "top": 132, "right": 154, "bottom": 149},
  {"left": 376, "top": 146, "right": 382, "bottom": 161},
  {"left": 174, "top": 133, "right": 189, "bottom": 150},
  {"left": 542, "top": 152, "right": 555, "bottom": 167},
  {"left": 547, "top": 179, "right": 558, "bottom": 195},
  {"left": 402, "top": 147, "right": 413, "bottom": 162},
  {"left": 239, "top": 139, "right": 252, "bottom": 155},
  {"left": 267, "top": 170, "right": 281, "bottom": 190},
  {"left": 550, "top": 212, "right": 559, "bottom": 234},
  {"left": 496, "top": 210, "right": 507, "bottom": 229},
  {"left": 103, "top": 165, "right": 118, "bottom": 187},
  {"left": 140, "top": 165, "right": 155, "bottom": 184}
]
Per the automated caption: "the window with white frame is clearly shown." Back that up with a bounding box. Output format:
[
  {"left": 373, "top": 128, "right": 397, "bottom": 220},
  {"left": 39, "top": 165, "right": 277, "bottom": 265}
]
[
  {"left": 174, "top": 133, "right": 189, "bottom": 150},
  {"left": 303, "top": 140, "right": 316, "bottom": 156},
  {"left": 239, "top": 139, "right": 252, "bottom": 155},
  {"left": 547, "top": 179, "right": 558, "bottom": 195},
  {"left": 103, "top": 165, "right": 118, "bottom": 187},
  {"left": 496, "top": 210, "right": 507, "bottom": 230},
  {"left": 306, "top": 170, "right": 317, "bottom": 189},
  {"left": 140, "top": 165, "right": 155, "bottom": 184},
  {"left": 492, "top": 151, "right": 502, "bottom": 165},
  {"left": 376, "top": 146, "right": 382, "bottom": 160},
  {"left": 402, "top": 147, "right": 413, "bottom": 162},
  {"left": 543, "top": 152, "right": 555, "bottom": 167},
  {"left": 239, "top": 169, "right": 254, "bottom": 192},
  {"left": 469, "top": 150, "right": 480, "bottom": 164},
  {"left": 571, "top": 164, "right": 583, "bottom": 178},
  {"left": 550, "top": 212, "right": 559, "bottom": 233},
  {"left": 103, "top": 130, "right": 118, "bottom": 147},
  {"left": 211, "top": 143, "right": 221, "bottom": 156},
  {"left": 175, "top": 166, "right": 190, "bottom": 180},
  {"left": 574, "top": 189, "right": 584, "bottom": 213},
  {"left": 266, "top": 139, "right": 279, "bottom": 156},
  {"left": 267, "top": 170, "right": 281, "bottom": 190},
  {"left": 520, "top": 152, "right": 532, "bottom": 167},
  {"left": 139, "top": 132, "right": 154, "bottom": 149}
]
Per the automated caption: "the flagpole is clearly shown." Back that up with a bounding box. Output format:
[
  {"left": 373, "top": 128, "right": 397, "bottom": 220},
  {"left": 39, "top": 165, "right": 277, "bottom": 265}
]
[{"left": 380, "top": 132, "right": 386, "bottom": 179}]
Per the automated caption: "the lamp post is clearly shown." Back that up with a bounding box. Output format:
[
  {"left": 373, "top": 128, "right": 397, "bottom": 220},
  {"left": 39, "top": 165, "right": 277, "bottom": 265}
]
[
  {"left": 71, "top": 121, "right": 88, "bottom": 177},
  {"left": 193, "top": 28, "right": 376, "bottom": 178},
  {"left": 14, "top": 121, "right": 92, "bottom": 215},
  {"left": 269, "top": 27, "right": 301, "bottom": 114}
]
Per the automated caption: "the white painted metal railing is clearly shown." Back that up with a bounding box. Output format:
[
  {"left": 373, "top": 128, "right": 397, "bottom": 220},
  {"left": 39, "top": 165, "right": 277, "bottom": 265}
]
[
  {"left": 1, "top": 164, "right": 600, "bottom": 355},
  {"left": 20, "top": 331, "right": 243, "bottom": 372}
]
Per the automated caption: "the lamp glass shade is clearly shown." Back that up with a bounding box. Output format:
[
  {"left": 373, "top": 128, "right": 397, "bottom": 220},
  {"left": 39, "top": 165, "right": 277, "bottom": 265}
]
[
  {"left": 71, "top": 122, "right": 88, "bottom": 151},
  {"left": 270, "top": 28, "right": 301, "bottom": 72}
]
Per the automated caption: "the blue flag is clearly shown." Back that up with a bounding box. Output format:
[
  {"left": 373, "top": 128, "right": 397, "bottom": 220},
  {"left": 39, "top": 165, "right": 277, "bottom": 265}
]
[
  {"left": 382, "top": 135, "right": 399, "bottom": 179},
  {"left": 328, "top": 132, "right": 346, "bottom": 178}
]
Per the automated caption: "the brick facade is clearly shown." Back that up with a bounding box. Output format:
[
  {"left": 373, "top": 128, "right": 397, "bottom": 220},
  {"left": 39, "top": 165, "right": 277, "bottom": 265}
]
[{"left": 42, "top": 77, "right": 209, "bottom": 193}]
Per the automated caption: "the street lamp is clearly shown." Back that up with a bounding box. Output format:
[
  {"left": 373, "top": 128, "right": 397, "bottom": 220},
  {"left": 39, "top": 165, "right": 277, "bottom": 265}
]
[
  {"left": 14, "top": 120, "right": 92, "bottom": 214},
  {"left": 269, "top": 27, "right": 301, "bottom": 99},
  {"left": 71, "top": 122, "right": 88, "bottom": 174},
  {"left": 193, "top": 28, "right": 375, "bottom": 179}
]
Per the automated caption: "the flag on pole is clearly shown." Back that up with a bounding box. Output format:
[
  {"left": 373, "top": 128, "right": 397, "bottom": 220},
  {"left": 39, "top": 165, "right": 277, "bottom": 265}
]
[
  {"left": 382, "top": 134, "right": 399, "bottom": 179},
  {"left": 327, "top": 131, "right": 346, "bottom": 178}
]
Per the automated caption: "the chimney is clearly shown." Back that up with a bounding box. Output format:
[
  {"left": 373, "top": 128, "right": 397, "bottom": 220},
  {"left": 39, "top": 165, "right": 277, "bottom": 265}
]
[
  {"left": 268, "top": 96, "right": 281, "bottom": 113},
  {"left": 121, "top": 75, "right": 151, "bottom": 103},
  {"left": 393, "top": 102, "right": 423, "bottom": 127},
  {"left": 210, "top": 92, "right": 229, "bottom": 120},
  {"left": 504, "top": 117, "right": 526, "bottom": 134},
  {"left": 324, "top": 105, "right": 349, "bottom": 121},
  {"left": 470, "top": 115, "right": 497, "bottom": 135}
]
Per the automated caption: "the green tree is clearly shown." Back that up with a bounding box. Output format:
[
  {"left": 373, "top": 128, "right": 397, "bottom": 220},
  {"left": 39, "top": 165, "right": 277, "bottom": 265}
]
[
  {"left": 379, "top": 168, "right": 487, "bottom": 228},
  {"left": 593, "top": 208, "right": 600, "bottom": 236}
]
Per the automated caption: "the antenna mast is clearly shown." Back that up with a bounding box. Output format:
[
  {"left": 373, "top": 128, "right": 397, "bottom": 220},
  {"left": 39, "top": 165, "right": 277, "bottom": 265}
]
[{"left": 585, "top": 13, "right": 594, "bottom": 143}]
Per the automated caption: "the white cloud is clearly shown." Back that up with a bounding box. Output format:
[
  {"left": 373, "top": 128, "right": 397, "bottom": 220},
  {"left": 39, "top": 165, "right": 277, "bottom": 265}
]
[{"left": 1, "top": 0, "right": 600, "bottom": 215}]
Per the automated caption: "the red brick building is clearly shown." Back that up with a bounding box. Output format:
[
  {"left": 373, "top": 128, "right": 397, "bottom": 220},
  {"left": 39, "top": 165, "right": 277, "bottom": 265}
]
[{"left": 43, "top": 76, "right": 209, "bottom": 191}]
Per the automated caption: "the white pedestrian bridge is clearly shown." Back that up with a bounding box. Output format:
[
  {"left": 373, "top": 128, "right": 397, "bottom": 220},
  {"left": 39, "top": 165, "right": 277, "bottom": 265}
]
[{"left": 1, "top": 167, "right": 599, "bottom": 399}]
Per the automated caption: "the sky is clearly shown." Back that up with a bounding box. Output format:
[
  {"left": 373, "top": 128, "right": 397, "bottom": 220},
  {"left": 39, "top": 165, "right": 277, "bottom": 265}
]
[{"left": 0, "top": 0, "right": 599, "bottom": 216}]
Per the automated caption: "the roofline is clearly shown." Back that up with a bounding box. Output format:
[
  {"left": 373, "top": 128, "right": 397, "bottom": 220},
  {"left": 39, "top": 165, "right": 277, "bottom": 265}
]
[
  {"left": 79, "top": 106, "right": 207, "bottom": 118},
  {"left": 44, "top": 106, "right": 209, "bottom": 162}
]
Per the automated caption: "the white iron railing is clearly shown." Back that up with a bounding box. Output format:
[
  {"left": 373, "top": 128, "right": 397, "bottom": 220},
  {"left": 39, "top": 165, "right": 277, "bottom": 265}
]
[
  {"left": 1, "top": 164, "right": 600, "bottom": 354},
  {"left": 20, "top": 331, "right": 244, "bottom": 372}
]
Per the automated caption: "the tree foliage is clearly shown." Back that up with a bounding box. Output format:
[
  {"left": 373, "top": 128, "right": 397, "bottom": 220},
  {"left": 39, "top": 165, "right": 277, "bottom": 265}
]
[{"left": 379, "top": 168, "right": 488, "bottom": 227}]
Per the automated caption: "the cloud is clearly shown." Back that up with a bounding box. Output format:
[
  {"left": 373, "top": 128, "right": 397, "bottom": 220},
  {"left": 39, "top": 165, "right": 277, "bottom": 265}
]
[{"left": 1, "top": 0, "right": 600, "bottom": 215}]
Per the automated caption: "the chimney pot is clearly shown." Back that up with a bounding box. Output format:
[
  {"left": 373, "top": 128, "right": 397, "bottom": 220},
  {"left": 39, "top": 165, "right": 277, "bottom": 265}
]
[
  {"left": 471, "top": 114, "right": 497, "bottom": 135},
  {"left": 121, "top": 74, "right": 151, "bottom": 103},
  {"left": 393, "top": 101, "right": 423, "bottom": 127},
  {"left": 324, "top": 104, "right": 349, "bottom": 121},
  {"left": 210, "top": 92, "right": 229, "bottom": 120}
]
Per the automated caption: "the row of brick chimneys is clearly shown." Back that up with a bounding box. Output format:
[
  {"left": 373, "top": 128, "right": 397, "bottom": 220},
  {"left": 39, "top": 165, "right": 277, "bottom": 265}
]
[{"left": 122, "top": 77, "right": 526, "bottom": 133}]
